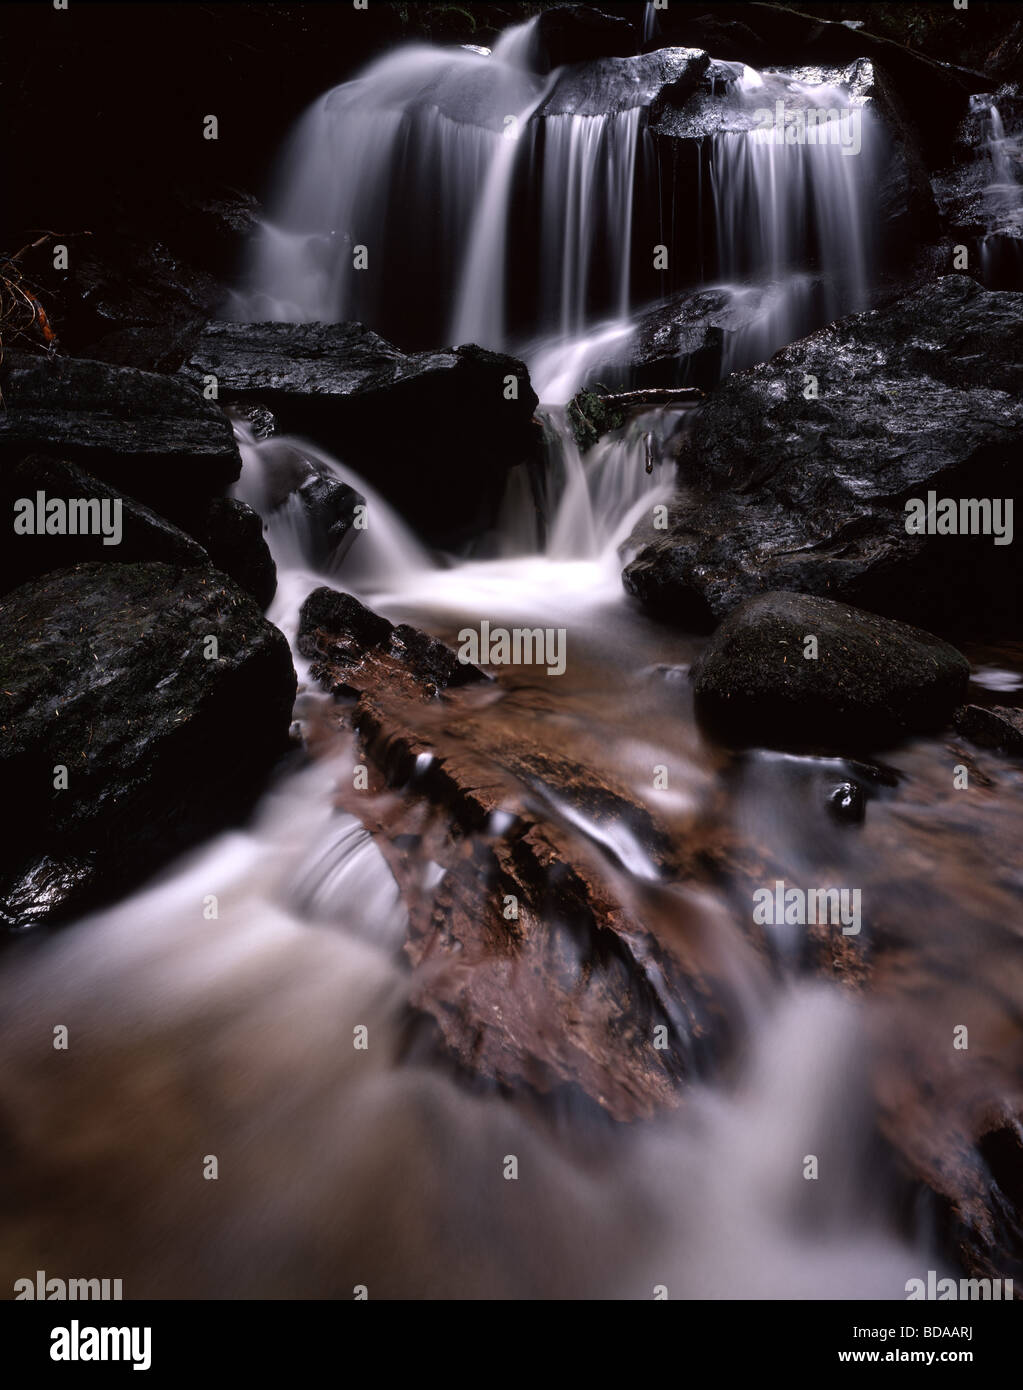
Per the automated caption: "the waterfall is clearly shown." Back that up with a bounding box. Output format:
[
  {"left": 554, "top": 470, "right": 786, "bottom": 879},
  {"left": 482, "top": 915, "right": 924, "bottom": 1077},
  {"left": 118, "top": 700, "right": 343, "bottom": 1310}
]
[
  {"left": 709, "top": 115, "right": 876, "bottom": 315},
  {"left": 978, "top": 100, "right": 1023, "bottom": 283},
  {"left": 230, "top": 32, "right": 885, "bottom": 591},
  {"left": 236, "top": 37, "right": 881, "bottom": 379},
  {"left": 232, "top": 35, "right": 545, "bottom": 337}
]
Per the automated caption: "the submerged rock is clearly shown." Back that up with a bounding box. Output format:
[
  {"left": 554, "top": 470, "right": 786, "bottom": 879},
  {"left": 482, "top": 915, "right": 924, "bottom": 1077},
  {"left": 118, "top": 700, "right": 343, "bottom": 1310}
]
[
  {"left": 0, "top": 354, "right": 242, "bottom": 514},
  {"left": 691, "top": 591, "right": 971, "bottom": 751},
  {"left": 953, "top": 702, "right": 1023, "bottom": 754},
  {"left": 623, "top": 277, "right": 1023, "bottom": 634},
  {"left": 298, "top": 585, "right": 486, "bottom": 697},
  {"left": 0, "top": 562, "right": 295, "bottom": 928},
  {"left": 182, "top": 322, "right": 539, "bottom": 544}
]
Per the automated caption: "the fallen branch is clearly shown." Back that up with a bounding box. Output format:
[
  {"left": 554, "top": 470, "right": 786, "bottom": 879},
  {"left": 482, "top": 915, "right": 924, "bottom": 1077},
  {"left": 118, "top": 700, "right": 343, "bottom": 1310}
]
[{"left": 589, "top": 386, "right": 704, "bottom": 409}]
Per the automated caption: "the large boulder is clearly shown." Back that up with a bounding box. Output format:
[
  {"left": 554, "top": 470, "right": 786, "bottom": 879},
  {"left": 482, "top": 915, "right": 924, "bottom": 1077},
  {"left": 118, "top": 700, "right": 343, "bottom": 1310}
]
[
  {"left": 691, "top": 591, "right": 971, "bottom": 751},
  {"left": 0, "top": 354, "right": 242, "bottom": 515},
  {"left": 0, "top": 562, "right": 296, "bottom": 928},
  {"left": 623, "top": 277, "right": 1023, "bottom": 635},
  {"left": 1, "top": 455, "right": 277, "bottom": 610},
  {"left": 182, "top": 322, "right": 540, "bottom": 543}
]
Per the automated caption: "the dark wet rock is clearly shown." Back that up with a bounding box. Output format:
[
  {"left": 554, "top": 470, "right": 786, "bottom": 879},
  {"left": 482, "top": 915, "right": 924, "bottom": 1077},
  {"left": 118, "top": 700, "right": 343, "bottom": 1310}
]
[
  {"left": 828, "top": 781, "right": 865, "bottom": 824},
  {"left": 531, "top": 6, "right": 637, "bottom": 73},
  {"left": 389, "top": 623, "right": 485, "bottom": 694},
  {"left": 0, "top": 562, "right": 296, "bottom": 928},
  {"left": 953, "top": 703, "right": 1023, "bottom": 755},
  {"left": 182, "top": 322, "right": 539, "bottom": 543},
  {"left": 234, "top": 402, "right": 277, "bottom": 441},
  {"left": 0, "top": 455, "right": 207, "bottom": 597},
  {"left": 12, "top": 192, "right": 261, "bottom": 376},
  {"left": 691, "top": 591, "right": 971, "bottom": 752},
  {"left": 298, "top": 585, "right": 485, "bottom": 698},
  {"left": 180, "top": 497, "right": 277, "bottom": 611},
  {"left": 540, "top": 46, "right": 709, "bottom": 117},
  {"left": 623, "top": 277, "right": 1023, "bottom": 635},
  {"left": 299, "top": 587, "right": 394, "bottom": 655},
  {"left": 987, "top": 22, "right": 1023, "bottom": 85},
  {"left": 0, "top": 354, "right": 242, "bottom": 515}
]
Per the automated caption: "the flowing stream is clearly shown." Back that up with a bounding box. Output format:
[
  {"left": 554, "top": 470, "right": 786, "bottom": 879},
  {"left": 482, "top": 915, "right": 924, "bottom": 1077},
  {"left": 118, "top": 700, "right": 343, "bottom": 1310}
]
[{"left": 3, "top": 17, "right": 1022, "bottom": 1300}]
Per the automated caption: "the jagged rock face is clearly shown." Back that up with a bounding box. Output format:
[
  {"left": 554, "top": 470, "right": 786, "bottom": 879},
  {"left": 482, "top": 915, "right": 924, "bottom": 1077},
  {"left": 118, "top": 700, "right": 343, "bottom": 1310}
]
[
  {"left": 690, "top": 591, "right": 971, "bottom": 752},
  {"left": 0, "top": 562, "right": 295, "bottom": 927},
  {"left": 182, "top": 322, "right": 540, "bottom": 544},
  {"left": 623, "top": 277, "right": 1023, "bottom": 636},
  {"left": 530, "top": 6, "right": 638, "bottom": 74},
  {"left": 0, "top": 354, "right": 242, "bottom": 514}
]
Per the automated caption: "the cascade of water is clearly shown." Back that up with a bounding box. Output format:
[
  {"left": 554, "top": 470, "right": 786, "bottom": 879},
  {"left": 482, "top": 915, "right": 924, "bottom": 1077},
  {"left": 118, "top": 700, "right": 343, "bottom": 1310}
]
[
  {"left": 233, "top": 32, "right": 545, "bottom": 337},
  {"left": 708, "top": 104, "right": 878, "bottom": 317},
  {"left": 237, "top": 28, "right": 880, "bottom": 381},
  {"left": 966, "top": 96, "right": 1023, "bottom": 285}
]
